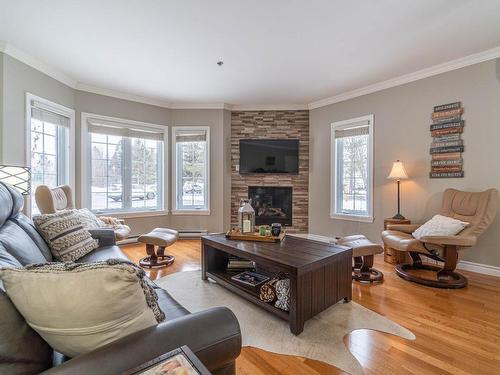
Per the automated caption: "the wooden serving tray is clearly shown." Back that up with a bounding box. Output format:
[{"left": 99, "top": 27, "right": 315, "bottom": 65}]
[{"left": 226, "top": 230, "right": 285, "bottom": 243}]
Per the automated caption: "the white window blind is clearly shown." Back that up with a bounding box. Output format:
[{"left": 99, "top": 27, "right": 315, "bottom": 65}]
[{"left": 87, "top": 118, "right": 164, "bottom": 140}]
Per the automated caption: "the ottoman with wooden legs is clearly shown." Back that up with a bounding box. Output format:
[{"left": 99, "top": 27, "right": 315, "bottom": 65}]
[
  {"left": 337, "top": 235, "right": 384, "bottom": 283},
  {"left": 138, "top": 228, "right": 179, "bottom": 268}
]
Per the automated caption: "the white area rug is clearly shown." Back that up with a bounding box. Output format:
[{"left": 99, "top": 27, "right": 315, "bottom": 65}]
[{"left": 156, "top": 271, "right": 415, "bottom": 375}]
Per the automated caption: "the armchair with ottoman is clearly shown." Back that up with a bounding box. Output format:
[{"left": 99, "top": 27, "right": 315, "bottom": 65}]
[
  {"left": 35, "top": 184, "right": 131, "bottom": 241},
  {"left": 0, "top": 182, "right": 241, "bottom": 375},
  {"left": 382, "top": 188, "right": 499, "bottom": 289}
]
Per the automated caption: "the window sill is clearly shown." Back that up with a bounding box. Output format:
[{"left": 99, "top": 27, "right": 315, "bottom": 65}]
[
  {"left": 329, "top": 213, "right": 374, "bottom": 223},
  {"left": 95, "top": 210, "right": 169, "bottom": 219},
  {"left": 171, "top": 209, "right": 211, "bottom": 216}
]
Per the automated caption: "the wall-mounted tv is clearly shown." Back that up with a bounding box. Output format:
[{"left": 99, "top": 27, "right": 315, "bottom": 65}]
[{"left": 239, "top": 139, "right": 299, "bottom": 174}]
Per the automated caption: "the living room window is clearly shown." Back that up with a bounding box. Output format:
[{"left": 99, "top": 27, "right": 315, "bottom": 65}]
[
  {"left": 172, "top": 126, "right": 210, "bottom": 214},
  {"left": 26, "top": 94, "right": 75, "bottom": 216},
  {"left": 81, "top": 113, "right": 167, "bottom": 216},
  {"left": 331, "top": 115, "right": 374, "bottom": 222}
]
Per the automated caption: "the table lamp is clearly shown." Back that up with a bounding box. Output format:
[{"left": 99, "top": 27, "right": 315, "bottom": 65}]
[
  {"left": 0, "top": 165, "right": 31, "bottom": 195},
  {"left": 387, "top": 160, "right": 408, "bottom": 220}
]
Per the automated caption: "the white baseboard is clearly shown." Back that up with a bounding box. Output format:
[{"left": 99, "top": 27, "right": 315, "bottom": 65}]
[{"left": 457, "top": 261, "right": 500, "bottom": 278}]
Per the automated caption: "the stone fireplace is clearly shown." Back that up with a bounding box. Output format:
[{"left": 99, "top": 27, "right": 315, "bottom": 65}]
[
  {"left": 231, "top": 110, "right": 309, "bottom": 232},
  {"left": 248, "top": 186, "right": 293, "bottom": 226}
]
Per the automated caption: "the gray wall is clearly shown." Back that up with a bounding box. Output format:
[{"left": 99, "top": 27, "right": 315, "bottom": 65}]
[
  {"left": 309, "top": 59, "right": 500, "bottom": 267},
  {"left": 1, "top": 53, "right": 75, "bottom": 165},
  {"left": 3, "top": 52, "right": 500, "bottom": 266},
  {"left": 0, "top": 54, "right": 230, "bottom": 234},
  {"left": 0, "top": 53, "right": 3, "bottom": 161},
  {"left": 169, "top": 109, "right": 231, "bottom": 234}
]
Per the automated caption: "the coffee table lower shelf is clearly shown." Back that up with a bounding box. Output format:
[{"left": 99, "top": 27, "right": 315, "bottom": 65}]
[{"left": 205, "top": 271, "right": 289, "bottom": 321}]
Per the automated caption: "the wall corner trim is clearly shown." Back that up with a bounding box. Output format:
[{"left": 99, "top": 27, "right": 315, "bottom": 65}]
[
  {"left": 308, "top": 45, "right": 500, "bottom": 109},
  {"left": 457, "top": 260, "right": 500, "bottom": 278}
]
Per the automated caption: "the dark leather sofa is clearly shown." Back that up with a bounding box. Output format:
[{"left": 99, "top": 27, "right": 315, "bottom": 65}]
[{"left": 0, "top": 182, "right": 241, "bottom": 375}]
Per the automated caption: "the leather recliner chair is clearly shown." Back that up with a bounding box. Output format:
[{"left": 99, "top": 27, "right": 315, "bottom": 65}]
[
  {"left": 382, "top": 188, "right": 499, "bottom": 289},
  {"left": 35, "top": 184, "right": 131, "bottom": 241},
  {"left": 0, "top": 182, "right": 241, "bottom": 375}
]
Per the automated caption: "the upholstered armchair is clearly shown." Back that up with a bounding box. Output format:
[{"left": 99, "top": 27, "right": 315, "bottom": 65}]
[
  {"left": 382, "top": 188, "right": 499, "bottom": 288},
  {"left": 35, "top": 185, "right": 131, "bottom": 241}
]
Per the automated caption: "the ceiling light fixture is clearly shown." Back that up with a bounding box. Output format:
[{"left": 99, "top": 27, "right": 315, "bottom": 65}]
[{"left": 217, "top": 60, "right": 224, "bottom": 66}]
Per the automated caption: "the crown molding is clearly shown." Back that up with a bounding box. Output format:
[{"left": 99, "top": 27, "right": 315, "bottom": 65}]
[
  {"left": 75, "top": 83, "right": 172, "bottom": 108},
  {"left": 3, "top": 41, "right": 500, "bottom": 112},
  {"left": 230, "top": 104, "right": 308, "bottom": 111},
  {"left": 0, "top": 41, "right": 77, "bottom": 88},
  {"left": 308, "top": 46, "right": 500, "bottom": 109},
  {"left": 168, "top": 102, "right": 232, "bottom": 110}
]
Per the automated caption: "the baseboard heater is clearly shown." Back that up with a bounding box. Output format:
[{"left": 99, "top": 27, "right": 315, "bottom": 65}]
[
  {"left": 116, "top": 230, "right": 208, "bottom": 245},
  {"left": 117, "top": 235, "right": 140, "bottom": 245},
  {"left": 178, "top": 229, "right": 208, "bottom": 238}
]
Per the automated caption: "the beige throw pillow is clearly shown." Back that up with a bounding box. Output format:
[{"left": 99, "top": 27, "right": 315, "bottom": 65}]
[
  {"left": 33, "top": 210, "right": 98, "bottom": 261},
  {"left": 412, "top": 214, "right": 469, "bottom": 240},
  {"left": 0, "top": 260, "right": 165, "bottom": 358}
]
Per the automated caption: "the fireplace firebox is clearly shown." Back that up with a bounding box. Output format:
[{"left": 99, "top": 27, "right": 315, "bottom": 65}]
[{"left": 248, "top": 186, "right": 292, "bottom": 226}]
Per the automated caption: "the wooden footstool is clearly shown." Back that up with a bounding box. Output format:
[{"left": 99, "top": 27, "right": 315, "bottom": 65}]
[
  {"left": 138, "top": 228, "right": 179, "bottom": 268},
  {"left": 337, "top": 235, "right": 384, "bottom": 283}
]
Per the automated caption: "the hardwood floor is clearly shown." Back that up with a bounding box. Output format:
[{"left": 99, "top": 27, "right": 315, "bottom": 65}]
[{"left": 122, "top": 240, "right": 500, "bottom": 375}]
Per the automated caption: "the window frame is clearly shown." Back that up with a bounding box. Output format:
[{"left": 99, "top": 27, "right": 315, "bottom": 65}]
[
  {"left": 80, "top": 112, "right": 168, "bottom": 218},
  {"left": 25, "top": 93, "right": 76, "bottom": 217},
  {"left": 171, "top": 126, "right": 210, "bottom": 215},
  {"left": 330, "top": 114, "right": 374, "bottom": 223}
]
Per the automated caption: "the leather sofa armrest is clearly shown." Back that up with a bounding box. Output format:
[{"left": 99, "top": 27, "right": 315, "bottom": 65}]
[
  {"left": 420, "top": 235, "right": 477, "bottom": 247},
  {"left": 385, "top": 224, "right": 421, "bottom": 233},
  {"left": 88, "top": 229, "right": 116, "bottom": 247},
  {"left": 41, "top": 307, "right": 241, "bottom": 375}
]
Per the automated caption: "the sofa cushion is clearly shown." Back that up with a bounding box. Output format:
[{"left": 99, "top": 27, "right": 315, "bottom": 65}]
[
  {"left": 10, "top": 214, "right": 53, "bottom": 261},
  {"left": 156, "top": 288, "right": 189, "bottom": 321},
  {"left": 77, "top": 245, "right": 129, "bottom": 263},
  {"left": 0, "top": 183, "right": 23, "bottom": 227},
  {"left": 0, "top": 221, "right": 48, "bottom": 265},
  {"left": 33, "top": 210, "right": 98, "bottom": 262},
  {"left": 0, "top": 244, "right": 23, "bottom": 268},
  {"left": 0, "top": 288, "right": 53, "bottom": 374},
  {"left": 0, "top": 260, "right": 166, "bottom": 358}
]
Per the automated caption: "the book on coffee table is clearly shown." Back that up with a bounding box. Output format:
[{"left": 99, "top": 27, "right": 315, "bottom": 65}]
[
  {"left": 122, "top": 345, "right": 210, "bottom": 375},
  {"left": 231, "top": 271, "right": 269, "bottom": 287}
]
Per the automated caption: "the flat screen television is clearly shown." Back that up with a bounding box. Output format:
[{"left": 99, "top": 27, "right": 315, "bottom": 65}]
[{"left": 239, "top": 139, "right": 299, "bottom": 174}]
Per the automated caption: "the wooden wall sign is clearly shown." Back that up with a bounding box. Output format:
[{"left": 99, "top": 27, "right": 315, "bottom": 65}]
[{"left": 429, "top": 102, "right": 464, "bottom": 178}]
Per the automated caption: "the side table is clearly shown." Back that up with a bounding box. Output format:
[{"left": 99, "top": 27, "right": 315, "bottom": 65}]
[{"left": 383, "top": 218, "right": 411, "bottom": 265}]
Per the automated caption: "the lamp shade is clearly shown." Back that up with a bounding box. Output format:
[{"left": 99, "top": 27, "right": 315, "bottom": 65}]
[
  {"left": 387, "top": 160, "right": 408, "bottom": 180},
  {"left": 0, "top": 165, "right": 31, "bottom": 195}
]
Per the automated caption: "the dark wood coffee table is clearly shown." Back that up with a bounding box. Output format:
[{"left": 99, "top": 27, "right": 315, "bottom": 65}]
[{"left": 201, "top": 234, "right": 352, "bottom": 335}]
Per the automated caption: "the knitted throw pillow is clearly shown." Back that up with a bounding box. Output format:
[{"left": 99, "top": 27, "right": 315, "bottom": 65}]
[{"left": 33, "top": 210, "right": 98, "bottom": 261}]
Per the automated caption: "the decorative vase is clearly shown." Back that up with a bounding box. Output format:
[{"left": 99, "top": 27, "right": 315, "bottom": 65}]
[{"left": 238, "top": 199, "right": 255, "bottom": 233}]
